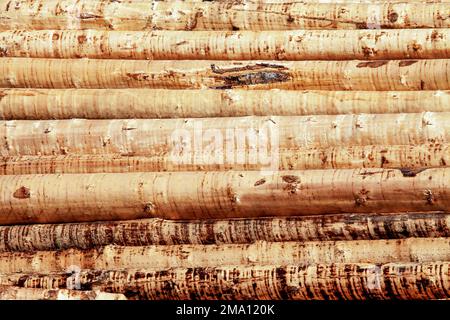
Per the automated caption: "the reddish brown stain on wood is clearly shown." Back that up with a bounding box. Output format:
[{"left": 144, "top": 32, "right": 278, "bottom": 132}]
[
  {"left": 13, "top": 186, "right": 30, "bottom": 199},
  {"left": 399, "top": 60, "right": 418, "bottom": 67},
  {"left": 356, "top": 61, "right": 388, "bottom": 68},
  {"left": 77, "top": 35, "right": 87, "bottom": 44}
]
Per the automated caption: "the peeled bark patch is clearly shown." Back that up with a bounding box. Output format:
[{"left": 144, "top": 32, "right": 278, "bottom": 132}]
[
  {"left": 220, "top": 71, "right": 290, "bottom": 87},
  {"left": 13, "top": 187, "right": 30, "bottom": 199},
  {"left": 356, "top": 61, "right": 389, "bottom": 68},
  {"left": 211, "top": 63, "right": 290, "bottom": 88}
]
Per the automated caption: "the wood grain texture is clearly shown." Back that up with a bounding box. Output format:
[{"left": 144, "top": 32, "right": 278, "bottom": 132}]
[
  {"left": 0, "top": 144, "right": 449, "bottom": 174},
  {"left": 1, "top": 1, "right": 448, "bottom": 31},
  {"left": 0, "top": 285, "right": 126, "bottom": 300},
  {"left": 0, "top": 238, "right": 449, "bottom": 273},
  {"left": 2, "top": 114, "right": 449, "bottom": 157},
  {"left": 1, "top": 29, "right": 448, "bottom": 60}
]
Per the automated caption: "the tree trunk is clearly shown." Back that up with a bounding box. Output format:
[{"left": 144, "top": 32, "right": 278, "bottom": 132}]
[
  {"left": 1, "top": 58, "right": 448, "bottom": 90},
  {"left": 0, "top": 213, "right": 448, "bottom": 252},
  {"left": 1, "top": 29, "right": 448, "bottom": 60},
  {"left": 1, "top": 89, "right": 449, "bottom": 120},
  {"left": 2, "top": 114, "right": 449, "bottom": 157},
  {"left": 0, "top": 168, "right": 448, "bottom": 224},
  {"left": 0, "top": 286, "right": 126, "bottom": 300},
  {"left": 1, "top": 262, "right": 449, "bottom": 300},
  {"left": 0, "top": 1, "right": 448, "bottom": 31},
  {"left": 0, "top": 238, "right": 449, "bottom": 274},
  {"left": 1, "top": 144, "right": 448, "bottom": 174}
]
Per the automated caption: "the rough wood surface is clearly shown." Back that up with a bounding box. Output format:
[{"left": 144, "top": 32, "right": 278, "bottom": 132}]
[
  {"left": 0, "top": 285, "right": 126, "bottom": 300},
  {"left": 1, "top": 58, "right": 448, "bottom": 90},
  {"left": 0, "top": 262, "right": 449, "bottom": 300},
  {"left": 0, "top": 168, "right": 448, "bottom": 224},
  {"left": 1, "top": 1, "right": 448, "bottom": 31},
  {"left": 0, "top": 238, "right": 449, "bottom": 273},
  {"left": 0, "top": 213, "right": 448, "bottom": 252},
  {"left": 1, "top": 89, "right": 449, "bottom": 119},
  {"left": 1, "top": 29, "right": 448, "bottom": 60},
  {"left": 2, "top": 114, "right": 449, "bottom": 157}
]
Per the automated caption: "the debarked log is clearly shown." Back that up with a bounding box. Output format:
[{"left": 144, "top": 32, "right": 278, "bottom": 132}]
[
  {"left": 1, "top": 58, "right": 448, "bottom": 90},
  {"left": 0, "top": 262, "right": 449, "bottom": 300}
]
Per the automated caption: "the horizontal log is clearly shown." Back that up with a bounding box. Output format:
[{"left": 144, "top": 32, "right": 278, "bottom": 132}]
[
  {"left": 0, "top": 168, "right": 448, "bottom": 224},
  {"left": 1, "top": 262, "right": 449, "bottom": 300},
  {"left": 0, "top": 286, "right": 126, "bottom": 300},
  {"left": 1, "top": 58, "right": 448, "bottom": 90},
  {"left": 0, "top": 213, "right": 448, "bottom": 252},
  {"left": 1, "top": 29, "right": 448, "bottom": 60},
  {"left": 0, "top": 1, "right": 448, "bottom": 31},
  {"left": 0, "top": 238, "right": 449, "bottom": 273},
  {"left": 1, "top": 144, "right": 449, "bottom": 174},
  {"left": 1, "top": 89, "right": 449, "bottom": 120},
  {"left": 2, "top": 114, "right": 449, "bottom": 157}
]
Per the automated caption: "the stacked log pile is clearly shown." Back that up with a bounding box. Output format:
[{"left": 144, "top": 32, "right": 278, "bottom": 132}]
[{"left": 0, "top": 0, "right": 449, "bottom": 300}]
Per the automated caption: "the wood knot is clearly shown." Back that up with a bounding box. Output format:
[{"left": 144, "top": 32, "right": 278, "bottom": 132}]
[
  {"left": 423, "top": 189, "right": 435, "bottom": 205},
  {"left": 282, "top": 175, "right": 300, "bottom": 194},
  {"left": 13, "top": 186, "right": 30, "bottom": 199},
  {"left": 399, "top": 168, "right": 427, "bottom": 177},
  {"left": 388, "top": 12, "right": 398, "bottom": 23},
  {"left": 354, "top": 189, "right": 370, "bottom": 206},
  {"left": 143, "top": 202, "right": 156, "bottom": 215},
  {"left": 254, "top": 178, "right": 266, "bottom": 187}
]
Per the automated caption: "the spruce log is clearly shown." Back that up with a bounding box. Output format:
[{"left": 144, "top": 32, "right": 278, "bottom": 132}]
[
  {"left": 1, "top": 89, "right": 449, "bottom": 120},
  {"left": 0, "top": 262, "right": 449, "bottom": 300},
  {"left": 0, "top": 238, "right": 448, "bottom": 273},
  {"left": 1, "top": 29, "right": 448, "bottom": 60},
  {"left": 0, "top": 213, "right": 448, "bottom": 252},
  {"left": 0, "top": 1, "right": 448, "bottom": 31},
  {"left": 1, "top": 58, "right": 448, "bottom": 90},
  {"left": 0, "top": 168, "right": 448, "bottom": 224},
  {"left": 1, "top": 114, "right": 449, "bottom": 157}
]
